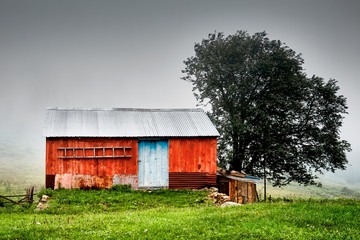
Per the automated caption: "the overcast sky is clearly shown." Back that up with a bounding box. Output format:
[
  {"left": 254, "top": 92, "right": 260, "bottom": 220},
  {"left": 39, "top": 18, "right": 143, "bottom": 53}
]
[{"left": 0, "top": 0, "right": 359, "bottom": 183}]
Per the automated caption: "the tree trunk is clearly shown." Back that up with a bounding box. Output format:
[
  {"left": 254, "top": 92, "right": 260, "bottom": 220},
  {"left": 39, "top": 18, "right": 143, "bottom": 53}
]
[{"left": 230, "top": 135, "right": 244, "bottom": 172}]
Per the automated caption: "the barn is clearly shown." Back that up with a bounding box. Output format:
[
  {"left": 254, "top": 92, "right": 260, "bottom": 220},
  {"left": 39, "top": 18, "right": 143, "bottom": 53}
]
[{"left": 43, "top": 108, "right": 219, "bottom": 190}]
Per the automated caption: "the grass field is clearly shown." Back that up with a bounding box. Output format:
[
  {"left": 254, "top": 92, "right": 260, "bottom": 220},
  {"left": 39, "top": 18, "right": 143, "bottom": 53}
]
[
  {"left": 1, "top": 188, "right": 359, "bottom": 239},
  {"left": 257, "top": 179, "right": 360, "bottom": 200},
  {"left": 1, "top": 159, "right": 360, "bottom": 239}
]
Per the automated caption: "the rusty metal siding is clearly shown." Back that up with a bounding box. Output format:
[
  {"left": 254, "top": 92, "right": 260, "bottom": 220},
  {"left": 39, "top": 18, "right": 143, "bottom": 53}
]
[
  {"left": 169, "top": 172, "right": 216, "bottom": 189},
  {"left": 168, "top": 138, "right": 217, "bottom": 174},
  {"left": 51, "top": 174, "right": 138, "bottom": 190},
  {"left": 44, "top": 108, "right": 219, "bottom": 137}
]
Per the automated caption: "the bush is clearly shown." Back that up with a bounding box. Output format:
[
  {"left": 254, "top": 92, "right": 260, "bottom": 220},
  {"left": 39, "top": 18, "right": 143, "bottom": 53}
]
[
  {"left": 109, "top": 184, "right": 133, "bottom": 192},
  {"left": 37, "top": 188, "right": 55, "bottom": 198}
]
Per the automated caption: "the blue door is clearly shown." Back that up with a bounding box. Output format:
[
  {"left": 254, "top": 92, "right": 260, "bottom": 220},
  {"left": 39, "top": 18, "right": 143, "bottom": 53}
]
[{"left": 138, "top": 140, "right": 169, "bottom": 189}]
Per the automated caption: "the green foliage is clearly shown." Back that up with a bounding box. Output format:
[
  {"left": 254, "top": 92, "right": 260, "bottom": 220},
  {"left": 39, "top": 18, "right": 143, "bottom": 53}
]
[
  {"left": 37, "top": 188, "right": 55, "bottom": 198},
  {"left": 109, "top": 184, "right": 133, "bottom": 192},
  {"left": 182, "top": 31, "right": 351, "bottom": 187}
]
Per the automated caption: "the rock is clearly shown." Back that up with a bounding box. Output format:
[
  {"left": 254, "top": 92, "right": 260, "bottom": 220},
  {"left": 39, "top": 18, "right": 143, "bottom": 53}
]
[
  {"left": 222, "top": 196, "right": 230, "bottom": 201},
  {"left": 220, "top": 201, "right": 241, "bottom": 207},
  {"left": 35, "top": 202, "right": 49, "bottom": 211},
  {"left": 41, "top": 195, "right": 49, "bottom": 203},
  {"left": 209, "top": 192, "right": 217, "bottom": 197},
  {"left": 35, "top": 195, "right": 50, "bottom": 211}
]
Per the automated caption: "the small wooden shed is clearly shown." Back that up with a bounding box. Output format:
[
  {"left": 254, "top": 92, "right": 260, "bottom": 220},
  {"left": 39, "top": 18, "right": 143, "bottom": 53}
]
[
  {"left": 217, "top": 169, "right": 260, "bottom": 204},
  {"left": 43, "top": 108, "right": 219, "bottom": 190}
]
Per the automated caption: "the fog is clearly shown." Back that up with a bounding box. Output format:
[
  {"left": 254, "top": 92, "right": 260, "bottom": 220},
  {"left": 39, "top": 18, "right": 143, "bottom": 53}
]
[{"left": 0, "top": 0, "right": 359, "bottom": 185}]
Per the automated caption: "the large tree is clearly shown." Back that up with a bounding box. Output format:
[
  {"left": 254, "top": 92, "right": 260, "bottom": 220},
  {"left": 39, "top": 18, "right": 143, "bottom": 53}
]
[{"left": 182, "top": 31, "right": 351, "bottom": 187}]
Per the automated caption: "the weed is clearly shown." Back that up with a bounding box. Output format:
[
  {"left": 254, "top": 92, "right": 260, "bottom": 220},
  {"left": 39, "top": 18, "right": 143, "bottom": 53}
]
[
  {"left": 37, "top": 188, "right": 55, "bottom": 198},
  {"left": 109, "top": 184, "right": 133, "bottom": 192}
]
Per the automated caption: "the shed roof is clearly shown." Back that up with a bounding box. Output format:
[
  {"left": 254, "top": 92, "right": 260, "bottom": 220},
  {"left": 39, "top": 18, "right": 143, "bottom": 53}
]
[
  {"left": 43, "top": 108, "right": 220, "bottom": 137},
  {"left": 217, "top": 168, "right": 261, "bottom": 183}
]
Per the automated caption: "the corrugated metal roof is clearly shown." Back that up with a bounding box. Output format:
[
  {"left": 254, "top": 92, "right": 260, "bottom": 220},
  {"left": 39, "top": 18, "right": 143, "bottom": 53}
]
[{"left": 43, "top": 108, "right": 220, "bottom": 137}]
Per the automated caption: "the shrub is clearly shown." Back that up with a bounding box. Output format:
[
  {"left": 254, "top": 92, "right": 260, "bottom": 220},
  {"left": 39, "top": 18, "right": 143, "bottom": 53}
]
[
  {"left": 37, "top": 188, "right": 55, "bottom": 198},
  {"left": 109, "top": 184, "right": 133, "bottom": 192}
]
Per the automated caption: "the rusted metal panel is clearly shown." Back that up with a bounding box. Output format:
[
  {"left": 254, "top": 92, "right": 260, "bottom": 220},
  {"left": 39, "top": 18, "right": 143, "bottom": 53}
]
[
  {"left": 169, "top": 172, "right": 216, "bottom": 189},
  {"left": 206, "top": 173, "right": 217, "bottom": 186},
  {"left": 54, "top": 174, "right": 138, "bottom": 189},
  {"left": 168, "top": 138, "right": 217, "bottom": 174},
  {"left": 70, "top": 175, "right": 113, "bottom": 189},
  {"left": 54, "top": 174, "right": 72, "bottom": 189},
  {"left": 44, "top": 108, "right": 219, "bottom": 137}
]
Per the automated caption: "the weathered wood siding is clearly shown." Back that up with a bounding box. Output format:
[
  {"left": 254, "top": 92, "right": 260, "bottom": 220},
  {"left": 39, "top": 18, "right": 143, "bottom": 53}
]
[
  {"left": 168, "top": 138, "right": 217, "bottom": 173},
  {"left": 218, "top": 177, "right": 258, "bottom": 204},
  {"left": 229, "top": 181, "right": 257, "bottom": 204},
  {"left": 46, "top": 137, "right": 138, "bottom": 189},
  {"left": 168, "top": 137, "right": 217, "bottom": 188},
  {"left": 46, "top": 137, "right": 217, "bottom": 190},
  {"left": 138, "top": 140, "right": 169, "bottom": 188}
]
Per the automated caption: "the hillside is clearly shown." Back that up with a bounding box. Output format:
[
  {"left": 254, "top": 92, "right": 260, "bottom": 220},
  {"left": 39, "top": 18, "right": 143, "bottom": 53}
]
[{"left": 258, "top": 177, "right": 360, "bottom": 200}]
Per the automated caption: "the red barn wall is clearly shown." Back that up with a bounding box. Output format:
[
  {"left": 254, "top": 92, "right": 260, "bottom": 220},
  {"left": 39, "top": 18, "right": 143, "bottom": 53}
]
[
  {"left": 46, "top": 137, "right": 217, "bottom": 190},
  {"left": 168, "top": 137, "right": 217, "bottom": 189},
  {"left": 46, "top": 137, "right": 138, "bottom": 189}
]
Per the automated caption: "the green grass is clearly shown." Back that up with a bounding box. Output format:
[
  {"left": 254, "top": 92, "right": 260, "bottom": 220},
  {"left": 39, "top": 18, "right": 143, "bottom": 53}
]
[
  {"left": 40, "top": 187, "right": 211, "bottom": 214},
  {"left": 1, "top": 187, "right": 210, "bottom": 214},
  {"left": 1, "top": 188, "right": 359, "bottom": 239}
]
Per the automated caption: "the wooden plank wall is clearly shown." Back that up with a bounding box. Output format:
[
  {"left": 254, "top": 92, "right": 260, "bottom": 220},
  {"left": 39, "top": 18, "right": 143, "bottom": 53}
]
[
  {"left": 228, "top": 180, "right": 257, "bottom": 204},
  {"left": 46, "top": 137, "right": 138, "bottom": 177},
  {"left": 168, "top": 137, "right": 217, "bottom": 173},
  {"left": 138, "top": 140, "right": 169, "bottom": 188},
  {"left": 168, "top": 137, "right": 217, "bottom": 188},
  {"left": 46, "top": 137, "right": 218, "bottom": 189}
]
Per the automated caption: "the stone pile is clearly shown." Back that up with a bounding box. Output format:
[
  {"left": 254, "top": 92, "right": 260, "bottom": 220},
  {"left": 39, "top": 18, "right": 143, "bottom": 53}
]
[
  {"left": 208, "top": 187, "right": 241, "bottom": 206},
  {"left": 35, "top": 195, "right": 49, "bottom": 211}
]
